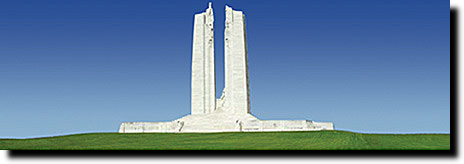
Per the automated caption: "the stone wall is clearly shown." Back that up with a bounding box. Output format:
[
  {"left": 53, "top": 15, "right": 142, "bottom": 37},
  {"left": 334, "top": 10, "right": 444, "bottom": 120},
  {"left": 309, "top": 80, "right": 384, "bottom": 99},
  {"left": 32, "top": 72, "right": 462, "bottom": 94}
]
[{"left": 119, "top": 115, "right": 334, "bottom": 133}]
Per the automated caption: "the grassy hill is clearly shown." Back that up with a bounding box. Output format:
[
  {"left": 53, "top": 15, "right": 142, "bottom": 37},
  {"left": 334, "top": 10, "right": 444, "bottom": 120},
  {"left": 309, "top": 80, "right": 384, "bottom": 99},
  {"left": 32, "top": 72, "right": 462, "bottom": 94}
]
[{"left": 0, "top": 131, "right": 450, "bottom": 150}]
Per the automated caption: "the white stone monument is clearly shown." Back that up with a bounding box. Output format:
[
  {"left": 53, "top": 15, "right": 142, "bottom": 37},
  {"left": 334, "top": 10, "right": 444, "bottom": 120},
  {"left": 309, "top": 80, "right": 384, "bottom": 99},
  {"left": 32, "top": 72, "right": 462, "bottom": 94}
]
[{"left": 119, "top": 3, "right": 334, "bottom": 133}]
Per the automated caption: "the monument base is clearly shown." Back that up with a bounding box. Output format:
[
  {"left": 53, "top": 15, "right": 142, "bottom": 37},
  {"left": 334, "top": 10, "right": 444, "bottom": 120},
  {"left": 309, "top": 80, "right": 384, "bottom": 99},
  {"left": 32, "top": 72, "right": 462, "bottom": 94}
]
[{"left": 118, "top": 112, "right": 334, "bottom": 133}]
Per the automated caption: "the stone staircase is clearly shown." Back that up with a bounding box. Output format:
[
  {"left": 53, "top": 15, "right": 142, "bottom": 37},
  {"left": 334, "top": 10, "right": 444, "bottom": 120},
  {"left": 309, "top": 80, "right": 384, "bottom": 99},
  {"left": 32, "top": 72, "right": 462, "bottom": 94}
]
[{"left": 174, "top": 111, "right": 259, "bottom": 132}]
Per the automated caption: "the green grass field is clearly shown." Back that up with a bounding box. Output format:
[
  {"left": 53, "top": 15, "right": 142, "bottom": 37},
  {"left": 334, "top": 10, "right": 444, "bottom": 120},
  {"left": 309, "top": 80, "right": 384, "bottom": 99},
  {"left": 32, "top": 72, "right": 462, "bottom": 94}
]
[{"left": 0, "top": 131, "right": 450, "bottom": 150}]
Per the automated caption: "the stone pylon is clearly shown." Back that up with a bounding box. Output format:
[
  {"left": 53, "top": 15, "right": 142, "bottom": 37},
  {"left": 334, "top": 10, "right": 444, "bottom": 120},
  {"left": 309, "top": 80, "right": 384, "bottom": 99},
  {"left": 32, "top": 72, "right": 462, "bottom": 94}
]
[
  {"left": 217, "top": 5, "right": 250, "bottom": 114},
  {"left": 191, "top": 2, "right": 216, "bottom": 115}
]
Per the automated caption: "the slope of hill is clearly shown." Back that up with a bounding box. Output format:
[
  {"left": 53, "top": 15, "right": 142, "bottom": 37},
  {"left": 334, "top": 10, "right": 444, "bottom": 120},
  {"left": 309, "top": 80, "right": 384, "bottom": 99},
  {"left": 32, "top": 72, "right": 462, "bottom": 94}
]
[{"left": 0, "top": 131, "right": 450, "bottom": 150}]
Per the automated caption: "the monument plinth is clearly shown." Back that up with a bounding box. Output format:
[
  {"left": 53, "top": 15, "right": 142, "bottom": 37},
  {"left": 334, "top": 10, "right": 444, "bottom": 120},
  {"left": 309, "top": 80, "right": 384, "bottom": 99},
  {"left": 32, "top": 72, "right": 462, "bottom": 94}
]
[{"left": 119, "top": 3, "right": 334, "bottom": 133}]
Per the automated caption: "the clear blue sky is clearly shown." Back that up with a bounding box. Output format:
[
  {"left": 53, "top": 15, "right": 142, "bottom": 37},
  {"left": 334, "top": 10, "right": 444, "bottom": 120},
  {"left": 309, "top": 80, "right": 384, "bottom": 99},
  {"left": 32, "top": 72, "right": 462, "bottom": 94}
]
[{"left": 0, "top": 0, "right": 449, "bottom": 138}]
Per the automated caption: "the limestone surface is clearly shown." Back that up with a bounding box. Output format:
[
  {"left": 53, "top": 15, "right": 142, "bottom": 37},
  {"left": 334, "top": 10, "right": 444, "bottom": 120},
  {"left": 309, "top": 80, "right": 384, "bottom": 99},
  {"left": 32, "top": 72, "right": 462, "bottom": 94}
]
[
  {"left": 219, "top": 5, "right": 251, "bottom": 114},
  {"left": 191, "top": 2, "right": 216, "bottom": 115}
]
